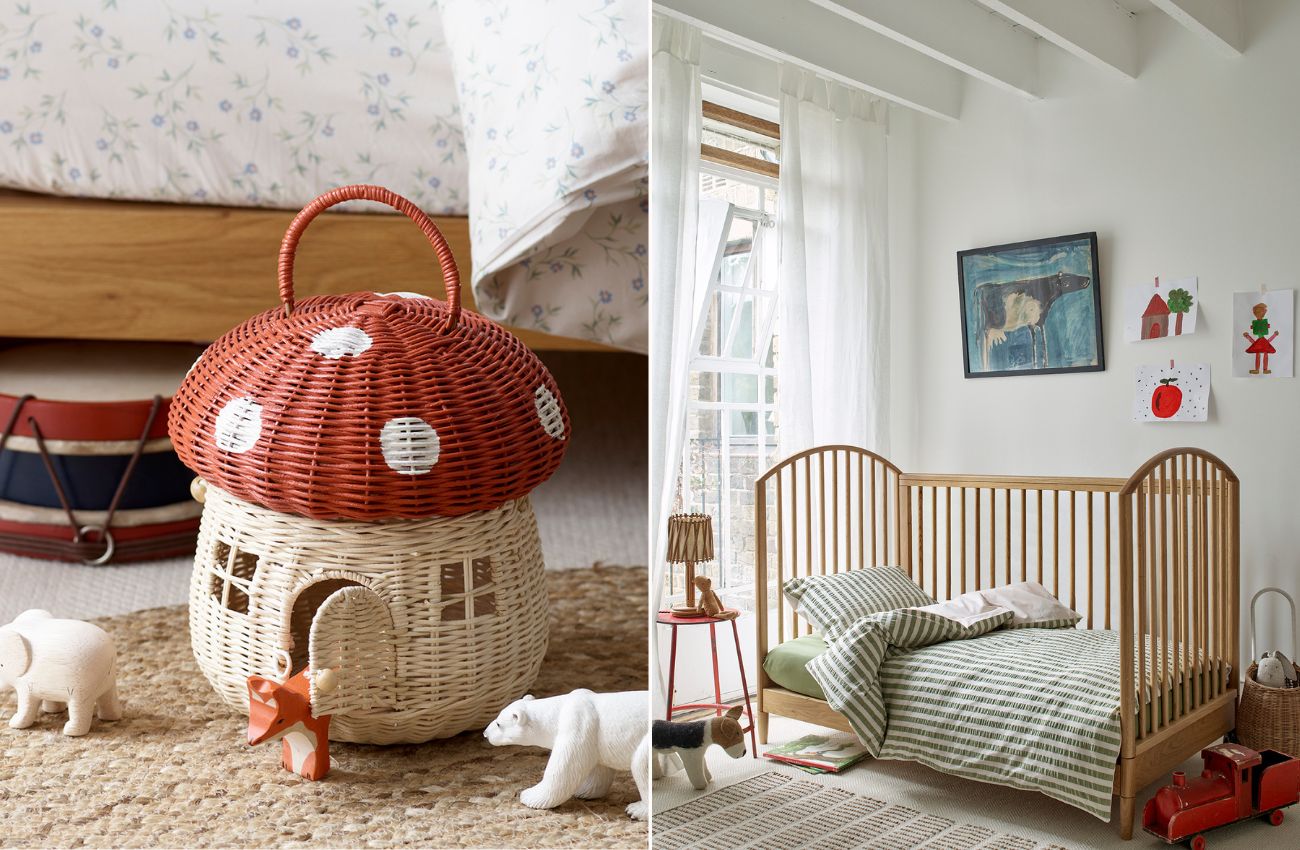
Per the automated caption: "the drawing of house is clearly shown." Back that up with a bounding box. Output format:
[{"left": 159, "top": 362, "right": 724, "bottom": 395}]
[{"left": 1142, "top": 293, "right": 1170, "bottom": 339}]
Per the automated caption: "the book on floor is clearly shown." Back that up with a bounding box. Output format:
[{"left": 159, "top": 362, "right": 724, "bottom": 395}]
[{"left": 763, "top": 733, "right": 869, "bottom": 773}]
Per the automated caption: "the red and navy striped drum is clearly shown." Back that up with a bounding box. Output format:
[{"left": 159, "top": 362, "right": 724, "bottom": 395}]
[{"left": 0, "top": 342, "right": 203, "bottom": 564}]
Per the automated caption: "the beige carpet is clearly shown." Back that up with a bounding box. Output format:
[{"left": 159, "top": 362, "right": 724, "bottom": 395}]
[{"left": 0, "top": 566, "right": 649, "bottom": 850}]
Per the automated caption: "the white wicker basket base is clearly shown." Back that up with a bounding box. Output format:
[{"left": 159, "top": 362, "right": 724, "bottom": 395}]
[{"left": 188, "top": 485, "right": 548, "bottom": 744}]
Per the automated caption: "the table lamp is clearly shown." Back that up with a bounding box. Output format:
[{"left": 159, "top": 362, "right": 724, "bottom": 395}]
[{"left": 667, "top": 513, "right": 714, "bottom": 617}]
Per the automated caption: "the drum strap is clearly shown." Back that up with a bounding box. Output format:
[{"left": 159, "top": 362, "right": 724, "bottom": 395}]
[{"left": 4, "top": 395, "right": 163, "bottom": 564}]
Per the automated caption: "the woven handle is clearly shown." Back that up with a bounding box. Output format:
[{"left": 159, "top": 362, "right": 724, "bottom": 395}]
[{"left": 277, "top": 184, "right": 461, "bottom": 329}]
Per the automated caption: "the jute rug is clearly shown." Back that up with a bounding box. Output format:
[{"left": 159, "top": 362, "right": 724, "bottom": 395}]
[
  {"left": 652, "top": 773, "right": 1071, "bottom": 850},
  {"left": 0, "top": 565, "right": 648, "bottom": 850}
]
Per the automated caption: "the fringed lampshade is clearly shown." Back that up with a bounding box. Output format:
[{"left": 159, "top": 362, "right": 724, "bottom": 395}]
[{"left": 667, "top": 513, "right": 714, "bottom": 615}]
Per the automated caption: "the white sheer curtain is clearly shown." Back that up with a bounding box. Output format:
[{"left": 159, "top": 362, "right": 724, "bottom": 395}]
[
  {"left": 777, "top": 65, "right": 890, "bottom": 456},
  {"left": 649, "top": 16, "right": 702, "bottom": 620}
]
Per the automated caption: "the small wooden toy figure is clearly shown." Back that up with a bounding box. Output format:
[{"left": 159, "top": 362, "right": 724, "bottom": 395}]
[
  {"left": 693, "top": 576, "right": 738, "bottom": 620},
  {"left": 0, "top": 610, "right": 121, "bottom": 736},
  {"left": 1242, "top": 302, "right": 1280, "bottom": 374},
  {"left": 246, "top": 667, "right": 336, "bottom": 780}
]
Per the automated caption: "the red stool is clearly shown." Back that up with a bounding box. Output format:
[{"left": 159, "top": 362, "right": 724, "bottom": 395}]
[{"left": 657, "top": 609, "right": 757, "bottom": 758}]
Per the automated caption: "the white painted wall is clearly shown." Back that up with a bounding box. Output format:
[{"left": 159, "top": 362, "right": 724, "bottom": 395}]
[{"left": 898, "top": 0, "right": 1300, "bottom": 652}]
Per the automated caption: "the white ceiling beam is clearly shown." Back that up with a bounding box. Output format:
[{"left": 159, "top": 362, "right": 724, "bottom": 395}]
[
  {"left": 1148, "top": 0, "right": 1244, "bottom": 58},
  {"left": 655, "top": 0, "right": 965, "bottom": 121},
  {"left": 700, "top": 35, "right": 780, "bottom": 109},
  {"left": 809, "top": 0, "right": 1039, "bottom": 99},
  {"left": 973, "top": 0, "right": 1138, "bottom": 80}
]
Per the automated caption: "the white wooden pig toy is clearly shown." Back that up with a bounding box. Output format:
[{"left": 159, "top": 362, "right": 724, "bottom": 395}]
[{"left": 0, "top": 609, "right": 121, "bottom": 736}]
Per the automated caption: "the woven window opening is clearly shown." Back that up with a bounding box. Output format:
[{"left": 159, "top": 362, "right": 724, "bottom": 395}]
[{"left": 173, "top": 185, "right": 565, "bottom": 744}]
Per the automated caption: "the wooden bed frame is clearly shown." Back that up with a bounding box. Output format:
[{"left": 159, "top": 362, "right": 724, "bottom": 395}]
[
  {"left": 0, "top": 190, "right": 611, "bottom": 351},
  {"left": 754, "top": 446, "right": 1240, "bottom": 840}
]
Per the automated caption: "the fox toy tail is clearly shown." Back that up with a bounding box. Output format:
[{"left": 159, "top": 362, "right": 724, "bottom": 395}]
[{"left": 247, "top": 668, "right": 332, "bottom": 781}]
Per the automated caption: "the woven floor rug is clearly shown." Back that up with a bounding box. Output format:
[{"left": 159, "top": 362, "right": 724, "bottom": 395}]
[
  {"left": 0, "top": 565, "right": 647, "bottom": 850},
  {"left": 652, "top": 772, "right": 1071, "bottom": 850}
]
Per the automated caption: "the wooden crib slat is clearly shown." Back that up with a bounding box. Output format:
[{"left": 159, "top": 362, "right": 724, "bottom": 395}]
[
  {"left": 930, "top": 486, "right": 938, "bottom": 598},
  {"left": 974, "top": 489, "right": 983, "bottom": 591},
  {"left": 1179, "top": 454, "right": 1190, "bottom": 718},
  {"left": 1086, "top": 493, "right": 1094, "bottom": 628},
  {"left": 775, "top": 464, "right": 784, "bottom": 644},
  {"left": 1196, "top": 455, "right": 1207, "bottom": 708},
  {"left": 1104, "top": 494, "right": 1112, "bottom": 630},
  {"left": 1037, "top": 489, "right": 1044, "bottom": 584},
  {"left": 1020, "top": 489, "right": 1027, "bottom": 583},
  {"left": 1164, "top": 462, "right": 1175, "bottom": 727},
  {"left": 1053, "top": 490, "right": 1060, "bottom": 600},
  {"left": 831, "top": 450, "right": 839, "bottom": 579},
  {"left": 1136, "top": 485, "right": 1149, "bottom": 738},
  {"left": 1000, "top": 488, "right": 1009, "bottom": 586},
  {"left": 1069, "top": 490, "right": 1077, "bottom": 611},
  {"left": 960, "top": 487, "right": 967, "bottom": 594},
  {"left": 945, "top": 487, "right": 953, "bottom": 599}
]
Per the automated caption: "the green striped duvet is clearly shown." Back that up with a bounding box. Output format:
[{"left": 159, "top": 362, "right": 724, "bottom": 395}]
[{"left": 807, "top": 620, "right": 1124, "bottom": 821}]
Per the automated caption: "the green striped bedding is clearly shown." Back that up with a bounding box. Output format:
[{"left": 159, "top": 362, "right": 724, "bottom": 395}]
[{"left": 806, "top": 620, "right": 1124, "bottom": 821}]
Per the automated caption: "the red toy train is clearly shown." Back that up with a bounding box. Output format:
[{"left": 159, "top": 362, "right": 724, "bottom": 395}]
[{"left": 1143, "top": 743, "right": 1298, "bottom": 848}]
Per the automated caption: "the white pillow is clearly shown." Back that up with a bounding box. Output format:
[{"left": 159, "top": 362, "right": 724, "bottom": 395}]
[
  {"left": 914, "top": 590, "right": 1010, "bottom": 628},
  {"left": 979, "top": 581, "right": 1081, "bottom": 629}
]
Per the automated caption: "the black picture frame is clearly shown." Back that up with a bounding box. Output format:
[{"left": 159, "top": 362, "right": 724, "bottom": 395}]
[{"left": 957, "top": 231, "right": 1105, "bottom": 379}]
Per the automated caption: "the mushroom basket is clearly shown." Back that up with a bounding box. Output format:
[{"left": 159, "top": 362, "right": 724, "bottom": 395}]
[{"left": 168, "top": 185, "right": 569, "bottom": 744}]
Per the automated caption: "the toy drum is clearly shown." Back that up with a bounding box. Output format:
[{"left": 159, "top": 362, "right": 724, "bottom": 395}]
[{"left": 0, "top": 341, "right": 203, "bottom": 564}]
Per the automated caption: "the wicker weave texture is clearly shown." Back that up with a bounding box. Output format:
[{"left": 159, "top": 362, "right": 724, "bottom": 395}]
[
  {"left": 189, "top": 485, "right": 549, "bottom": 744},
  {"left": 168, "top": 185, "right": 569, "bottom": 521},
  {"left": 1238, "top": 662, "right": 1300, "bottom": 757}
]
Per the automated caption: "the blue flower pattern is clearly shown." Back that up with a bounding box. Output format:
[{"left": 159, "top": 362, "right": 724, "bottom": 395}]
[
  {"left": 0, "top": 0, "right": 643, "bottom": 350},
  {"left": 438, "top": 0, "right": 647, "bottom": 350}
]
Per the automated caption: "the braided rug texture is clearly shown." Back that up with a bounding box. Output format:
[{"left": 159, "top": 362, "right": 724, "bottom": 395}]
[{"left": 0, "top": 565, "right": 647, "bottom": 849}]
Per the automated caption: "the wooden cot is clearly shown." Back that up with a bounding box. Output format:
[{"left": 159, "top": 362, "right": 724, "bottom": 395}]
[
  {"left": 0, "top": 190, "right": 610, "bottom": 351},
  {"left": 754, "top": 446, "right": 1240, "bottom": 840}
]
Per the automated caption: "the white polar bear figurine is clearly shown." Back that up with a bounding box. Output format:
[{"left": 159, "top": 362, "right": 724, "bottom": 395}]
[
  {"left": 485, "top": 689, "right": 650, "bottom": 820},
  {"left": 0, "top": 609, "right": 122, "bottom": 736}
]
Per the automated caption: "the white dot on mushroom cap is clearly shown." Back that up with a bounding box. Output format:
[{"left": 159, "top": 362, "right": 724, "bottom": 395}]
[
  {"left": 213, "top": 397, "right": 263, "bottom": 453},
  {"left": 534, "top": 387, "right": 566, "bottom": 440},
  {"left": 373, "top": 291, "right": 432, "bottom": 299},
  {"left": 310, "top": 326, "right": 373, "bottom": 359},
  {"left": 380, "top": 417, "right": 441, "bottom": 475}
]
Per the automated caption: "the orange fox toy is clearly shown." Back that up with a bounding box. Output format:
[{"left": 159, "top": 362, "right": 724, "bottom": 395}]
[{"left": 246, "top": 668, "right": 332, "bottom": 780}]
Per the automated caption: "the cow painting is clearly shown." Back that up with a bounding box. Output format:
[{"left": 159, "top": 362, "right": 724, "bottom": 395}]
[
  {"left": 957, "top": 233, "right": 1104, "bottom": 378},
  {"left": 974, "top": 271, "right": 1092, "bottom": 370}
]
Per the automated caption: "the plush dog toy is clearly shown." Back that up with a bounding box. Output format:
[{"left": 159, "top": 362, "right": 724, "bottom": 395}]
[
  {"left": 485, "top": 689, "right": 650, "bottom": 820},
  {"left": 651, "top": 705, "right": 747, "bottom": 790}
]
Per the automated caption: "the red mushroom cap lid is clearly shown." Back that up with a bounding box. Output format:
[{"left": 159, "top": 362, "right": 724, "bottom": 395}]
[{"left": 167, "top": 185, "right": 569, "bottom": 521}]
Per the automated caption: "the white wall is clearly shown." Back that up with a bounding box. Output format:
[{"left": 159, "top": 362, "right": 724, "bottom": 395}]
[{"left": 898, "top": 1, "right": 1300, "bottom": 652}]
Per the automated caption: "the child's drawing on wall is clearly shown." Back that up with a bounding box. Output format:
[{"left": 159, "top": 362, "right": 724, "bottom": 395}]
[
  {"left": 1232, "top": 290, "right": 1294, "bottom": 378},
  {"left": 1123, "top": 276, "right": 1198, "bottom": 342},
  {"left": 1242, "top": 303, "right": 1279, "bottom": 374}
]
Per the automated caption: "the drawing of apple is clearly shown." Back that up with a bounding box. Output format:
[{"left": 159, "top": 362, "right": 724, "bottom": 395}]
[{"left": 1151, "top": 377, "right": 1182, "bottom": 419}]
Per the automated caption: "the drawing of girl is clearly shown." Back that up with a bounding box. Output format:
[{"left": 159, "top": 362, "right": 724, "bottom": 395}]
[{"left": 1243, "top": 302, "right": 1280, "bottom": 374}]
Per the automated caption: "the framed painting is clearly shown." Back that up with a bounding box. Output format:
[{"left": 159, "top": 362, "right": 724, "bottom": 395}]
[{"left": 957, "top": 232, "right": 1105, "bottom": 378}]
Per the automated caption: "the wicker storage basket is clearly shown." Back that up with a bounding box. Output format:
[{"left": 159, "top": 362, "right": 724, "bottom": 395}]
[
  {"left": 1237, "top": 588, "right": 1300, "bottom": 757},
  {"left": 169, "top": 185, "right": 569, "bottom": 744}
]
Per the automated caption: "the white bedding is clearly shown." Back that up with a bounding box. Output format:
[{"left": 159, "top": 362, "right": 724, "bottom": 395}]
[{"left": 0, "top": 1, "right": 648, "bottom": 351}]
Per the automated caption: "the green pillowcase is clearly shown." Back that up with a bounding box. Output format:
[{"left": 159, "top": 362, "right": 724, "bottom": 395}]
[
  {"left": 783, "top": 566, "right": 935, "bottom": 642},
  {"left": 762, "top": 634, "right": 829, "bottom": 700}
]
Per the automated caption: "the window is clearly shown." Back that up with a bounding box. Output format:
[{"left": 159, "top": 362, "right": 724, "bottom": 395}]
[
  {"left": 666, "top": 102, "right": 781, "bottom": 604},
  {"left": 439, "top": 557, "right": 496, "bottom": 621},
  {"left": 208, "top": 540, "right": 259, "bottom": 615}
]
